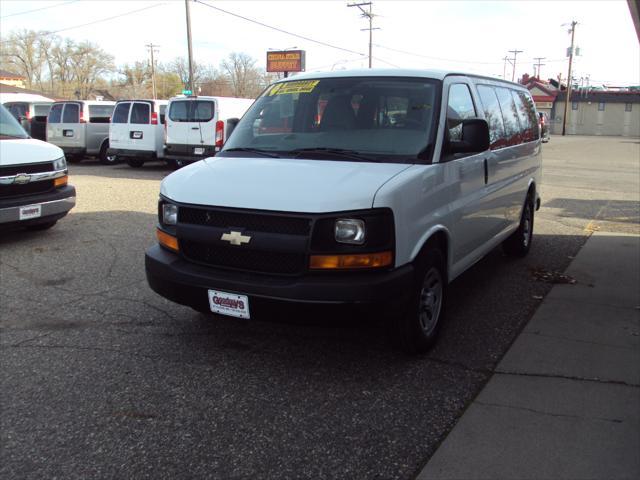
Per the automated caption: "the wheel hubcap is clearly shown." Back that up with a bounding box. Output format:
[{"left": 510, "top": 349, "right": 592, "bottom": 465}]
[{"left": 418, "top": 267, "right": 443, "bottom": 335}]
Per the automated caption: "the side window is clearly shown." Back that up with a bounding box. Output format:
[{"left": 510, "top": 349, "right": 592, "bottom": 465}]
[
  {"left": 446, "top": 84, "right": 476, "bottom": 141},
  {"left": 131, "top": 103, "right": 150, "bottom": 124},
  {"left": 62, "top": 103, "right": 80, "bottom": 123},
  {"left": 48, "top": 104, "right": 63, "bottom": 123},
  {"left": 112, "top": 103, "right": 131, "bottom": 123},
  {"left": 494, "top": 87, "right": 521, "bottom": 144},
  {"left": 516, "top": 91, "right": 540, "bottom": 141},
  {"left": 477, "top": 85, "right": 505, "bottom": 149},
  {"left": 88, "top": 105, "right": 114, "bottom": 123}
]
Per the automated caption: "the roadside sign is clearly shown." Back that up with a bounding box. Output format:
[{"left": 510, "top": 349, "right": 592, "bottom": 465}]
[
  {"left": 182, "top": 89, "right": 192, "bottom": 95},
  {"left": 266, "top": 50, "right": 306, "bottom": 73}
]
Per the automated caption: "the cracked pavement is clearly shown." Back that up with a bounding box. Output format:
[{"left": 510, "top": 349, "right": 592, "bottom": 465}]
[{"left": 1, "top": 137, "right": 639, "bottom": 479}]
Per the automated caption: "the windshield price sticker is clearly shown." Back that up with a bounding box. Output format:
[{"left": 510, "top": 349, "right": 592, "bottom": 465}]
[{"left": 269, "top": 80, "right": 320, "bottom": 96}]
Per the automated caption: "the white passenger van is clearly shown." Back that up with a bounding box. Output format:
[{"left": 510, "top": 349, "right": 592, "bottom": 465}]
[
  {"left": 108, "top": 99, "right": 168, "bottom": 168},
  {"left": 0, "top": 104, "right": 75, "bottom": 231},
  {"left": 163, "top": 95, "right": 254, "bottom": 167},
  {"left": 146, "top": 69, "right": 542, "bottom": 353},
  {"left": 46, "top": 100, "right": 116, "bottom": 164}
]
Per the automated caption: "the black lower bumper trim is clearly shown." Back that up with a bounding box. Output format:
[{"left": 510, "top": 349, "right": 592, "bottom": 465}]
[
  {"left": 145, "top": 244, "right": 413, "bottom": 314},
  {"left": 108, "top": 148, "right": 156, "bottom": 159}
]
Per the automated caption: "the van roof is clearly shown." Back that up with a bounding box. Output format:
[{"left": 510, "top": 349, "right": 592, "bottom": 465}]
[
  {"left": 114, "top": 99, "right": 169, "bottom": 104},
  {"left": 282, "top": 68, "right": 524, "bottom": 87},
  {"left": 51, "top": 100, "right": 116, "bottom": 106},
  {"left": 167, "top": 95, "right": 253, "bottom": 101}
]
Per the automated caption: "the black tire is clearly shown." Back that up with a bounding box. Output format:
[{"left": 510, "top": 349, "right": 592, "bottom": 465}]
[
  {"left": 126, "top": 157, "right": 145, "bottom": 168},
  {"left": 166, "top": 159, "right": 185, "bottom": 170},
  {"left": 503, "top": 194, "right": 534, "bottom": 257},
  {"left": 99, "top": 141, "right": 118, "bottom": 165},
  {"left": 393, "top": 248, "right": 447, "bottom": 354},
  {"left": 26, "top": 220, "right": 57, "bottom": 231}
]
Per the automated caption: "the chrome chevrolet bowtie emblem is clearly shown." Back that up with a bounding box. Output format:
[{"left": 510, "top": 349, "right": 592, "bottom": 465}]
[
  {"left": 14, "top": 173, "right": 31, "bottom": 185},
  {"left": 221, "top": 230, "right": 251, "bottom": 246}
]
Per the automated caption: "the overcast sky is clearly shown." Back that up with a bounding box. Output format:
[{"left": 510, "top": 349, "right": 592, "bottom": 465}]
[{"left": 1, "top": 0, "right": 638, "bottom": 86}]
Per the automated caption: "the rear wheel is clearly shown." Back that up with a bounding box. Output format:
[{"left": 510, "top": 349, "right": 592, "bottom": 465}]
[
  {"left": 99, "top": 142, "right": 118, "bottom": 165},
  {"left": 393, "top": 248, "right": 447, "bottom": 354},
  {"left": 126, "top": 157, "right": 145, "bottom": 168},
  {"left": 503, "top": 194, "right": 534, "bottom": 257}
]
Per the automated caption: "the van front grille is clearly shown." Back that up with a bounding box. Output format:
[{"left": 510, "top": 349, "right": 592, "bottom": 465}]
[
  {"left": 0, "top": 180, "right": 55, "bottom": 199},
  {"left": 0, "top": 162, "right": 53, "bottom": 177},
  {"left": 180, "top": 240, "right": 306, "bottom": 275}
]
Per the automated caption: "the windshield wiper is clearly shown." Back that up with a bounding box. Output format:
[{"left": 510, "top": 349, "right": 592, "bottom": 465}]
[
  {"left": 288, "top": 148, "right": 376, "bottom": 162},
  {"left": 222, "top": 147, "right": 281, "bottom": 158}
]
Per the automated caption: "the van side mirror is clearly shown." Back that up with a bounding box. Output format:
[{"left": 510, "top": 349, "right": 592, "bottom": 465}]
[
  {"left": 226, "top": 118, "right": 240, "bottom": 137},
  {"left": 449, "top": 118, "right": 490, "bottom": 155}
]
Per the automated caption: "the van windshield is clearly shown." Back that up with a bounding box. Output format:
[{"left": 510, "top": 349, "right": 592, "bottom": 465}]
[
  {"left": 221, "top": 76, "right": 441, "bottom": 163},
  {"left": 169, "top": 100, "right": 215, "bottom": 122},
  {"left": 0, "top": 105, "right": 29, "bottom": 139}
]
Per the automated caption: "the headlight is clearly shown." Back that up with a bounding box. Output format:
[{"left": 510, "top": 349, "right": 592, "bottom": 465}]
[
  {"left": 335, "top": 219, "right": 365, "bottom": 245},
  {"left": 162, "top": 203, "right": 178, "bottom": 225},
  {"left": 52, "top": 156, "right": 67, "bottom": 171}
]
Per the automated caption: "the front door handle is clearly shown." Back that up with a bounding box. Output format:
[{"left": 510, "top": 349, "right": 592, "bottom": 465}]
[{"left": 483, "top": 158, "right": 488, "bottom": 184}]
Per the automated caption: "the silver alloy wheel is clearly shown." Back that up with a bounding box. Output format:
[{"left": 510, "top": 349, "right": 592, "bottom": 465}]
[
  {"left": 418, "top": 267, "right": 443, "bottom": 335},
  {"left": 523, "top": 204, "right": 532, "bottom": 247}
]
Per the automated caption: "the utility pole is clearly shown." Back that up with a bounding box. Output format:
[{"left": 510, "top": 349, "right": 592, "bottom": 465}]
[
  {"left": 533, "top": 57, "right": 546, "bottom": 79},
  {"left": 184, "top": 0, "right": 195, "bottom": 94},
  {"left": 146, "top": 43, "right": 159, "bottom": 99},
  {"left": 348, "top": 2, "right": 378, "bottom": 68},
  {"left": 508, "top": 49, "right": 523, "bottom": 82},
  {"left": 562, "top": 20, "right": 578, "bottom": 136},
  {"left": 502, "top": 56, "right": 509, "bottom": 79}
]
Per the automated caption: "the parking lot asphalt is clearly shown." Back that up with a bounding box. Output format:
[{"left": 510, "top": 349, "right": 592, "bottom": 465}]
[{"left": 1, "top": 136, "right": 639, "bottom": 479}]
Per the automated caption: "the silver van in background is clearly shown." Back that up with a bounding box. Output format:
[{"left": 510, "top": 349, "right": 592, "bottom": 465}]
[{"left": 46, "top": 101, "right": 116, "bottom": 164}]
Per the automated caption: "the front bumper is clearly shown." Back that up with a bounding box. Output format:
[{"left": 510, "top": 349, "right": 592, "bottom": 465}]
[
  {"left": 0, "top": 185, "right": 76, "bottom": 226},
  {"left": 145, "top": 244, "right": 414, "bottom": 314}
]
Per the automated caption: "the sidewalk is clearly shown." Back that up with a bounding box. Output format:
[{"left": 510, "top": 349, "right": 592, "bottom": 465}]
[{"left": 418, "top": 231, "right": 640, "bottom": 480}]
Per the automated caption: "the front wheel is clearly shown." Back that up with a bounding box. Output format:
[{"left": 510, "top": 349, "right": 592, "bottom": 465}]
[
  {"left": 393, "top": 248, "right": 447, "bottom": 354},
  {"left": 503, "top": 195, "right": 534, "bottom": 257}
]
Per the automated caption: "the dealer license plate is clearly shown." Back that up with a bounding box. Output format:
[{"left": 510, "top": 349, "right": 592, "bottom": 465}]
[
  {"left": 208, "top": 290, "right": 250, "bottom": 319},
  {"left": 19, "top": 204, "right": 42, "bottom": 220},
  {"left": 194, "top": 147, "right": 205, "bottom": 155}
]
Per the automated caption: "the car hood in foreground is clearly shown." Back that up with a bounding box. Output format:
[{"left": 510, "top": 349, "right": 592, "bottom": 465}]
[{"left": 0, "top": 138, "right": 64, "bottom": 166}]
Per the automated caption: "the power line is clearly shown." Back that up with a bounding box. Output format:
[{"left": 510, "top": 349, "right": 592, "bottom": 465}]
[
  {"left": 373, "top": 43, "right": 507, "bottom": 65},
  {"left": 348, "top": 2, "right": 379, "bottom": 68},
  {"left": 193, "top": 0, "right": 365, "bottom": 57},
  {"left": 0, "top": 0, "right": 79, "bottom": 19},
  {"left": 507, "top": 49, "right": 523, "bottom": 82}
]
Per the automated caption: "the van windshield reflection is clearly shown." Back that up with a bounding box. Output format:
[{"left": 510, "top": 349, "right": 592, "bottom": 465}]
[{"left": 220, "top": 76, "right": 441, "bottom": 164}]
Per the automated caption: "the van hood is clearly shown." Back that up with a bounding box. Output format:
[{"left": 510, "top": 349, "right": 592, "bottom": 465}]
[
  {"left": 0, "top": 138, "right": 64, "bottom": 166},
  {"left": 161, "top": 156, "right": 412, "bottom": 213}
]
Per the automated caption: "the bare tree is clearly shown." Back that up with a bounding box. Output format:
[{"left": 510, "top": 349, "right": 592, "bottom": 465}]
[
  {"left": 167, "top": 57, "right": 205, "bottom": 89},
  {"left": 0, "top": 29, "right": 48, "bottom": 89},
  {"left": 119, "top": 61, "right": 151, "bottom": 98},
  {"left": 68, "top": 41, "right": 114, "bottom": 98},
  {"left": 220, "top": 52, "right": 262, "bottom": 98}
]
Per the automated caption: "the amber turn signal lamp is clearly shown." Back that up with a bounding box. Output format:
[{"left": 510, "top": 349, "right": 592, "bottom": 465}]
[
  {"left": 157, "top": 228, "right": 179, "bottom": 252},
  {"left": 309, "top": 251, "right": 393, "bottom": 270},
  {"left": 54, "top": 175, "right": 68, "bottom": 188}
]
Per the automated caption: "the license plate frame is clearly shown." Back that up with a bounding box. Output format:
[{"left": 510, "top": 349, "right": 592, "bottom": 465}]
[
  {"left": 208, "top": 290, "right": 250, "bottom": 319},
  {"left": 19, "top": 204, "right": 42, "bottom": 221}
]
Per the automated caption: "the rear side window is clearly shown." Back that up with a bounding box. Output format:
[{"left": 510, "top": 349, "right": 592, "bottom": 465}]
[
  {"left": 48, "top": 104, "right": 63, "bottom": 123},
  {"left": 62, "top": 103, "right": 80, "bottom": 123},
  {"left": 476, "top": 85, "right": 505, "bottom": 148},
  {"left": 169, "top": 100, "right": 215, "bottom": 122},
  {"left": 89, "top": 104, "right": 114, "bottom": 123},
  {"left": 34, "top": 104, "right": 51, "bottom": 117},
  {"left": 131, "top": 103, "right": 150, "bottom": 124},
  {"left": 494, "top": 87, "right": 521, "bottom": 144},
  {"left": 112, "top": 102, "right": 131, "bottom": 123},
  {"left": 6, "top": 103, "right": 28, "bottom": 119},
  {"left": 513, "top": 91, "right": 539, "bottom": 141}
]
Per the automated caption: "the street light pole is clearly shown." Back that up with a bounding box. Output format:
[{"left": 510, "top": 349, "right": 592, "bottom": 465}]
[
  {"left": 562, "top": 21, "right": 578, "bottom": 136},
  {"left": 185, "top": 0, "right": 195, "bottom": 94}
]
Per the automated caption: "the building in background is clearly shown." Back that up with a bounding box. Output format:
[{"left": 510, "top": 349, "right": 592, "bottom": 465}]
[
  {"left": 0, "top": 69, "right": 26, "bottom": 89},
  {"left": 553, "top": 90, "right": 640, "bottom": 137}
]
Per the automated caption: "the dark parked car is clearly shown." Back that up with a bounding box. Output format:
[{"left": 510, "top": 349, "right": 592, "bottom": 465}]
[{"left": 538, "top": 112, "right": 550, "bottom": 142}]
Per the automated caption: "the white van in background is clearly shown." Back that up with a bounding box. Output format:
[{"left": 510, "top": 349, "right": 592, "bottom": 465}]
[
  {"left": 164, "top": 96, "right": 254, "bottom": 167},
  {"left": 46, "top": 101, "right": 116, "bottom": 164},
  {"left": 108, "top": 99, "right": 168, "bottom": 168}
]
